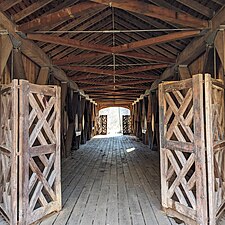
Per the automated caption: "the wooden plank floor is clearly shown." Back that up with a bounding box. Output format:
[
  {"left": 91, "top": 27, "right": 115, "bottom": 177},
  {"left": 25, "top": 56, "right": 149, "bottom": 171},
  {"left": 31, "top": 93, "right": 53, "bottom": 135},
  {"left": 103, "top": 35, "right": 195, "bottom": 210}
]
[{"left": 0, "top": 134, "right": 225, "bottom": 225}]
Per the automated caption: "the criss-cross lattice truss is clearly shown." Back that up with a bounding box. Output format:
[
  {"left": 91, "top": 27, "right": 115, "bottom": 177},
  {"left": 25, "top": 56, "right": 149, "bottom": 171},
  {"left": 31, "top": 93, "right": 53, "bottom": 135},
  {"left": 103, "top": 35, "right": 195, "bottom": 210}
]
[
  {"left": 0, "top": 84, "right": 15, "bottom": 222},
  {"left": 205, "top": 76, "right": 225, "bottom": 225},
  {"left": 159, "top": 74, "right": 207, "bottom": 225},
  {"left": 160, "top": 74, "right": 225, "bottom": 225},
  {"left": 0, "top": 80, "right": 61, "bottom": 225},
  {"left": 123, "top": 115, "right": 131, "bottom": 134}
]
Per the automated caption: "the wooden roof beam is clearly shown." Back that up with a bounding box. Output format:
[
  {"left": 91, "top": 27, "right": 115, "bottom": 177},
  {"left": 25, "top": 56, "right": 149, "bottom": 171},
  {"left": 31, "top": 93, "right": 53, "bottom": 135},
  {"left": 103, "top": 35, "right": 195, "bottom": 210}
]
[
  {"left": 150, "top": 5, "right": 225, "bottom": 90},
  {"left": 116, "top": 64, "right": 168, "bottom": 74},
  {"left": 28, "top": 31, "right": 201, "bottom": 57},
  {"left": 13, "top": 0, "right": 55, "bottom": 22},
  {"left": 117, "top": 52, "right": 176, "bottom": 63},
  {"left": 18, "top": 2, "right": 102, "bottom": 32},
  {"left": 0, "top": 0, "right": 22, "bottom": 11},
  {"left": 54, "top": 51, "right": 175, "bottom": 65},
  {"left": 76, "top": 79, "right": 152, "bottom": 86},
  {"left": 62, "top": 64, "right": 167, "bottom": 79},
  {"left": 81, "top": 85, "right": 147, "bottom": 90},
  {"left": 112, "top": 30, "right": 201, "bottom": 53},
  {"left": 90, "top": 0, "right": 209, "bottom": 28},
  {"left": 27, "top": 34, "right": 113, "bottom": 54},
  {"left": 86, "top": 90, "right": 142, "bottom": 95},
  {"left": 53, "top": 53, "right": 106, "bottom": 65},
  {"left": 175, "top": 0, "right": 213, "bottom": 18}
]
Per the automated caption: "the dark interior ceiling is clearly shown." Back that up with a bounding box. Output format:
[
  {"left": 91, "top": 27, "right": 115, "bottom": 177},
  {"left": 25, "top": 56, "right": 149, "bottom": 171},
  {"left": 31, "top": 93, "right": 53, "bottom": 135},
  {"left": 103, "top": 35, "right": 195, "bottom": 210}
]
[{"left": 0, "top": 0, "right": 224, "bottom": 105}]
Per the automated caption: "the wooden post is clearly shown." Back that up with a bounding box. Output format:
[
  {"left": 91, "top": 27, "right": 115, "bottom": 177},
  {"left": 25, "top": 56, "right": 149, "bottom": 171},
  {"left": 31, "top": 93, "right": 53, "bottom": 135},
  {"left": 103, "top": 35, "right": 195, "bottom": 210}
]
[
  {"left": 54, "top": 85, "right": 62, "bottom": 211},
  {"left": 60, "top": 82, "right": 68, "bottom": 157},
  {"left": 192, "top": 74, "right": 208, "bottom": 225},
  {"left": 204, "top": 74, "right": 215, "bottom": 225},
  {"left": 18, "top": 80, "right": 29, "bottom": 225},
  {"left": 13, "top": 49, "right": 27, "bottom": 80},
  {"left": 0, "top": 35, "right": 13, "bottom": 79},
  {"left": 36, "top": 67, "right": 50, "bottom": 85},
  {"left": 158, "top": 83, "right": 167, "bottom": 209},
  {"left": 9, "top": 80, "right": 18, "bottom": 225}
]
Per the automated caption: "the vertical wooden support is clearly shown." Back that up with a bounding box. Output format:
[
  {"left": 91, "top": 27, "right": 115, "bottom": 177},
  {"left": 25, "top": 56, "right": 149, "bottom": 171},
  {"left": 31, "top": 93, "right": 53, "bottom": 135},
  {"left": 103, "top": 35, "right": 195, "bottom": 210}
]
[
  {"left": 19, "top": 80, "right": 29, "bottom": 225},
  {"left": 55, "top": 85, "right": 62, "bottom": 210},
  {"left": 60, "top": 82, "right": 68, "bottom": 157},
  {"left": 0, "top": 35, "right": 13, "bottom": 79},
  {"left": 178, "top": 65, "right": 191, "bottom": 80},
  {"left": 158, "top": 83, "right": 167, "bottom": 208},
  {"left": 11, "top": 80, "right": 18, "bottom": 225},
  {"left": 13, "top": 49, "right": 27, "bottom": 80},
  {"left": 203, "top": 46, "right": 214, "bottom": 77},
  {"left": 205, "top": 74, "right": 215, "bottom": 225},
  {"left": 192, "top": 74, "right": 207, "bottom": 225},
  {"left": 215, "top": 30, "right": 225, "bottom": 70},
  {"left": 36, "top": 67, "right": 50, "bottom": 85}
]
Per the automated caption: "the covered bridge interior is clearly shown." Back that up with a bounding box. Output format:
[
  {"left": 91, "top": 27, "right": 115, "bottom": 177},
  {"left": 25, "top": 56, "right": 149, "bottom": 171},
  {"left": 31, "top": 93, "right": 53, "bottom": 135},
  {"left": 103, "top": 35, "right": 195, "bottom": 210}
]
[{"left": 0, "top": 0, "right": 225, "bottom": 225}]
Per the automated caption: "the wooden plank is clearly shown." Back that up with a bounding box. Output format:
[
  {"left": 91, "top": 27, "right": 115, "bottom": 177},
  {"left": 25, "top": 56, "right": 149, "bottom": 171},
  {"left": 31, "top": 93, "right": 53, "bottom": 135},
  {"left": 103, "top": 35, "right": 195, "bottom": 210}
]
[
  {"left": 0, "top": 35, "right": 12, "bottom": 79},
  {"left": 215, "top": 30, "right": 225, "bottom": 72},
  {"left": 53, "top": 53, "right": 106, "bottom": 65},
  {"left": 18, "top": 2, "right": 102, "bottom": 32},
  {"left": 18, "top": 80, "right": 30, "bottom": 225},
  {"left": 211, "top": 5, "right": 225, "bottom": 30},
  {"left": 36, "top": 67, "right": 50, "bottom": 85},
  {"left": 0, "top": 12, "right": 78, "bottom": 92},
  {"left": 30, "top": 144, "right": 56, "bottom": 157},
  {"left": 13, "top": 0, "right": 55, "bottom": 22},
  {"left": 117, "top": 51, "right": 176, "bottom": 63},
  {"left": 158, "top": 83, "right": 167, "bottom": 209},
  {"left": 27, "top": 31, "right": 200, "bottom": 56},
  {"left": 27, "top": 34, "right": 113, "bottom": 54},
  {"left": 192, "top": 74, "right": 208, "bottom": 225},
  {"left": 175, "top": 0, "right": 213, "bottom": 18},
  {"left": 205, "top": 74, "right": 216, "bottom": 225},
  {"left": 0, "top": 0, "right": 22, "bottom": 11},
  {"left": 13, "top": 49, "right": 27, "bottom": 80},
  {"left": 113, "top": 31, "right": 201, "bottom": 53},
  {"left": 178, "top": 65, "right": 191, "bottom": 80},
  {"left": 11, "top": 80, "right": 18, "bottom": 225},
  {"left": 90, "top": 0, "right": 209, "bottom": 28}
]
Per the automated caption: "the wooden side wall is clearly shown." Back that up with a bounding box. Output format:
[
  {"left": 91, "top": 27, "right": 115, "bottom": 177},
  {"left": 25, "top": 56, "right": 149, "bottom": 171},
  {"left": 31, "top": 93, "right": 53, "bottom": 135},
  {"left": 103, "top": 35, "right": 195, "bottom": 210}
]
[{"left": 0, "top": 34, "right": 96, "bottom": 158}]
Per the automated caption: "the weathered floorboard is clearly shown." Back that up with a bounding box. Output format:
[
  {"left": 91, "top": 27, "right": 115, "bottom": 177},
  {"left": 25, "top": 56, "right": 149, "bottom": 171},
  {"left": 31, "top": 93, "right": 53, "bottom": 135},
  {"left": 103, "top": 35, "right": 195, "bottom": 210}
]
[{"left": 6, "top": 134, "right": 225, "bottom": 224}]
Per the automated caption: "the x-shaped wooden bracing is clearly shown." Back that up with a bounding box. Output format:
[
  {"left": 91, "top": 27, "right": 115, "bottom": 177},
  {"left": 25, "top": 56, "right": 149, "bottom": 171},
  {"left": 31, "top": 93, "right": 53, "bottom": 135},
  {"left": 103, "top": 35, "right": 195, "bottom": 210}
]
[
  {"left": 29, "top": 153, "right": 56, "bottom": 212},
  {"left": 166, "top": 149, "right": 196, "bottom": 210},
  {"left": 28, "top": 93, "right": 57, "bottom": 212},
  {"left": 165, "top": 89, "right": 193, "bottom": 142},
  {"left": 1, "top": 94, "right": 13, "bottom": 149},
  {"left": 29, "top": 93, "right": 56, "bottom": 147},
  {"left": 0, "top": 154, "right": 11, "bottom": 216}
]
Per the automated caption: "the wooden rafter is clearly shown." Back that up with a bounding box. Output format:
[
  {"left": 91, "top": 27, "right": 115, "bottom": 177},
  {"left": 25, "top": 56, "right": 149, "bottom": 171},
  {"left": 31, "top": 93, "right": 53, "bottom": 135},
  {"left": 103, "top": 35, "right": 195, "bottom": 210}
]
[
  {"left": 86, "top": 89, "right": 142, "bottom": 94},
  {"left": 175, "top": 0, "right": 213, "bottom": 18},
  {"left": 151, "top": 5, "right": 225, "bottom": 90},
  {"left": 13, "top": 0, "right": 55, "bottom": 22},
  {"left": 27, "top": 34, "right": 113, "bottom": 54},
  {"left": 90, "top": 0, "right": 209, "bottom": 28},
  {"left": 53, "top": 53, "right": 106, "bottom": 65},
  {"left": 18, "top": 2, "right": 102, "bottom": 32},
  {"left": 62, "top": 63, "right": 167, "bottom": 78},
  {"left": 80, "top": 84, "right": 148, "bottom": 90},
  {"left": 0, "top": 35, "right": 13, "bottom": 78},
  {"left": 0, "top": 0, "right": 22, "bottom": 11},
  {"left": 117, "top": 52, "right": 176, "bottom": 63},
  {"left": 112, "top": 30, "right": 201, "bottom": 53},
  {"left": 75, "top": 79, "right": 151, "bottom": 86},
  {"left": 54, "top": 52, "right": 175, "bottom": 65},
  {"left": 27, "top": 31, "right": 201, "bottom": 56},
  {"left": 117, "top": 64, "right": 168, "bottom": 74}
]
